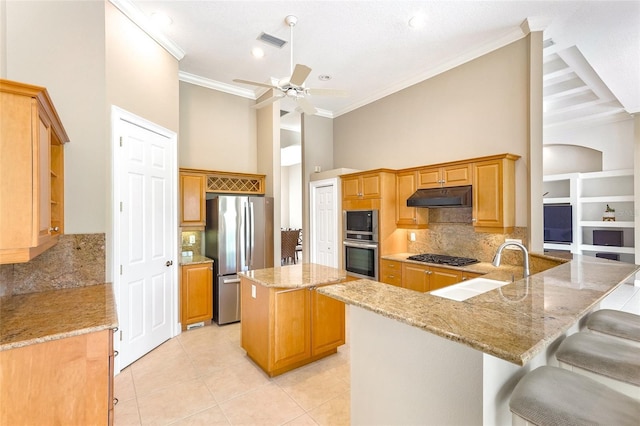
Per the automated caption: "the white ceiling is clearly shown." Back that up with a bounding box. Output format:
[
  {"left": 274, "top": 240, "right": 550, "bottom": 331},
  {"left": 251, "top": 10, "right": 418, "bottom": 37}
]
[{"left": 125, "top": 0, "right": 640, "bottom": 127}]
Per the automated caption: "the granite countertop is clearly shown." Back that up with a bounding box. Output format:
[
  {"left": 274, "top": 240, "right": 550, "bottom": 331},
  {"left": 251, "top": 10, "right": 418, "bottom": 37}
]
[
  {"left": 180, "top": 254, "right": 214, "bottom": 265},
  {"left": 319, "top": 255, "right": 638, "bottom": 366},
  {"left": 240, "top": 263, "right": 347, "bottom": 288},
  {"left": 0, "top": 283, "right": 118, "bottom": 351}
]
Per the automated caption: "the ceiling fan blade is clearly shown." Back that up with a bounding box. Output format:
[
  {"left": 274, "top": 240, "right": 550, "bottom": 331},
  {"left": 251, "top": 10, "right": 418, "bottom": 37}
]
[
  {"left": 296, "top": 97, "right": 317, "bottom": 115},
  {"left": 305, "top": 88, "right": 349, "bottom": 97},
  {"left": 233, "top": 79, "right": 279, "bottom": 89},
  {"left": 290, "top": 64, "right": 312, "bottom": 86},
  {"left": 251, "top": 94, "right": 284, "bottom": 109}
]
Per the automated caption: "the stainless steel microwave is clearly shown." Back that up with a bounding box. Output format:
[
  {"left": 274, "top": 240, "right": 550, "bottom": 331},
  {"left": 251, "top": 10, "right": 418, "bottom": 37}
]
[{"left": 343, "top": 209, "right": 378, "bottom": 242}]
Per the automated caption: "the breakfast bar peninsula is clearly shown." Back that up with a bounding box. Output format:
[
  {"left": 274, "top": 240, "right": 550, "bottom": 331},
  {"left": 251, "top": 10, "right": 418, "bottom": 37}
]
[
  {"left": 319, "top": 254, "right": 638, "bottom": 425},
  {"left": 239, "top": 263, "right": 349, "bottom": 377}
]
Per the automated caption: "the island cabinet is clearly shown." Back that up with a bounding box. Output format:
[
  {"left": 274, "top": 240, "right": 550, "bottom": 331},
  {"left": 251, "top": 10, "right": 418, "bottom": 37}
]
[
  {"left": 179, "top": 171, "right": 206, "bottom": 228},
  {"left": 472, "top": 155, "right": 519, "bottom": 233},
  {"left": 180, "top": 262, "right": 213, "bottom": 330},
  {"left": 0, "top": 79, "right": 69, "bottom": 264},
  {"left": 240, "top": 278, "right": 345, "bottom": 377},
  {"left": 396, "top": 170, "right": 428, "bottom": 228},
  {"left": 0, "top": 329, "right": 115, "bottom": 425},
  {"left": 418, "top": 164, "right": 472, "bottom": 189}
]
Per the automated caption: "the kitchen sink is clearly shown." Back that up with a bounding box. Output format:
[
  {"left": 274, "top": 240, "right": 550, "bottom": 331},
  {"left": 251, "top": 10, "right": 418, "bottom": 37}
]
[{"left": 430, "top": 278, "right": 510, "bottom": 301}]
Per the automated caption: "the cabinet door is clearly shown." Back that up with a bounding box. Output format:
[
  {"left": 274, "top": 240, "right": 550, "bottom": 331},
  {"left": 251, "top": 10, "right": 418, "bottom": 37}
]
[
  {"left": 396, "top": 171, "right": 427, "bottom": 228},
  {"left": 462, "top": 271, "right": 483, "bottom": 281},
  {"left": 401, "top": 263, "right": 430, "bottom": 292},
  {"left": 442, "top": 164, "right": 472, "bottom": 187},
  {"left": 342, "top": 175, "right": 361, "bottom": 200},
  {"left": 361, "top": 173, "right": 381, "bottom": 198},
  {"left": 180, "top": 263, "right": 213, "bottom": 327},
  {"left": 180, "top": 172, "right": 206, "bottom": 227},
  {"left": 380, "top": 259, "right": 402, "bottom": 286},
  {"left": 429, "top": 266, "right": 462, "bottom": 291},
  {"left": 0, "top": 330, "right": 110, "bottom": 425},
  {"left": 418, "top": 167, "right": 442, "bottom": 189},
  {"left": 311, "top": 289, "right": 345, "bottom": 355},
  {"left": 272, "top": 288, "right": 311, "bottom": 370}
]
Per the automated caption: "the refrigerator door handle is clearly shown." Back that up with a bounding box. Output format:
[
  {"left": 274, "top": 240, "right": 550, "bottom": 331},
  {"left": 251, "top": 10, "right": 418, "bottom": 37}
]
[
  {"left": 248, "top": 201, "right": 255, "bottom": 267},
  {"left": 223, "top": 278, "right": 241, "bottom": 284}
]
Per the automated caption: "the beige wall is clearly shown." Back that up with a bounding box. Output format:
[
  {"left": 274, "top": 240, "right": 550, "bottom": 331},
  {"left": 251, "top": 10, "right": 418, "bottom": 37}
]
[
  {"left": 5, "top": 0, "right": 107, "bottom": 234},
  {"left": 334, "top": 37, "right": 531, "bottom": 227},
  {"left": 179, "top": 81, "right": 257, "bottom": 171}
]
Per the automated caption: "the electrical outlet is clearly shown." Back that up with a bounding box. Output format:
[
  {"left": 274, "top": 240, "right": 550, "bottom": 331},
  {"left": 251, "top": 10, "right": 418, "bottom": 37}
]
[
  {"left": 189, "top": 234, "right": 196, "bottom": 244},
  {"left": 410, "top": 232, "right": 416, "bottom": 242},
  {"left": 504, "top": 239, "right": 522, "bottom": 250},
  {"left": 251, "top": 284, "right": 256, "bottom": 299}
]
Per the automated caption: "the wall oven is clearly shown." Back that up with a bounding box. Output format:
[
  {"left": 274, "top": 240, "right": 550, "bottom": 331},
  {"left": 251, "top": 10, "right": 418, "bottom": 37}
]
[{"left": 343, "top": 209, "right": 379, "bottom": 280}]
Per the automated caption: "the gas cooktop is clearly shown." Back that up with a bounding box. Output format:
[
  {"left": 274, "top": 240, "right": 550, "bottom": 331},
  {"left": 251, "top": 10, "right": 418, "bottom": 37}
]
[{"left": 407, "top": 253, "right": 479, "bottom": 267}]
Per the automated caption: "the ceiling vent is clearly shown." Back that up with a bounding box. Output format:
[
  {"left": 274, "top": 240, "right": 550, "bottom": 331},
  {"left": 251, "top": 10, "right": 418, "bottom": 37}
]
[
  {"left": 258, "top": 32, "right": 287, "bottom": 48},
  {"left": 280, "top": 110, "right": 290, "bottom": 117}
]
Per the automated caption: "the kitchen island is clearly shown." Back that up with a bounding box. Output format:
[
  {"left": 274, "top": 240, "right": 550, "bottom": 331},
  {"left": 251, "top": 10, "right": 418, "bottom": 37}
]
[
  {"left": 319, "top": 255, "right": 638, "bottom": 425},
  {"left": 240, "top": 263, "right": 349, "bottom": 377}
]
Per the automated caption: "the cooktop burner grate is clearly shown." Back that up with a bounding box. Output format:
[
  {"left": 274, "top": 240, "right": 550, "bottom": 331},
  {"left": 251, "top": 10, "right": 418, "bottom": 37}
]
[{"left": 407, "top": 253, "right": 479, "bottom": 267}]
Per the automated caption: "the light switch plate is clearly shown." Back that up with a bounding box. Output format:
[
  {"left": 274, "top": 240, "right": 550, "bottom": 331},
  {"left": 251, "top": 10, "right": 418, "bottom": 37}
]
[{"left": 410, "top": 232, "right": 416, "bottom": 242}]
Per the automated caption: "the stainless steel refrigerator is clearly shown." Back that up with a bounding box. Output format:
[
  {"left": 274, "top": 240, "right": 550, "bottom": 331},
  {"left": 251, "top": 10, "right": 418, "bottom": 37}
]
[{"left": 205, "top": 196, "right": 274, "bottom": 324}]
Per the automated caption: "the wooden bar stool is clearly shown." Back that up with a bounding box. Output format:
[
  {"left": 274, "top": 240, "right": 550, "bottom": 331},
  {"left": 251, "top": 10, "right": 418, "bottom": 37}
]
[
  {"left": 555, "top": 332, "right": 640, "bottom": 399},
  {"left": 510, "top": 366, "right": 640, "bottom": 426},
  {"left": 586, "top": 309, "right": 640, "bottom": 348}
]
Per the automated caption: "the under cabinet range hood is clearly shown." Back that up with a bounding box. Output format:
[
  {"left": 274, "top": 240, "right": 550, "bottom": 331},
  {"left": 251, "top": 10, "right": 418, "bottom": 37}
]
[{"left": 407, "top": 185, "right": 472, "bottom": 208}]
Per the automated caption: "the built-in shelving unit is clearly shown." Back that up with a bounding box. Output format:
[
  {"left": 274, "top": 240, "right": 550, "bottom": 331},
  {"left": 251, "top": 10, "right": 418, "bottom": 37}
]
[{"left": 543, "top": 169, "right": 635, "bottom": 263}]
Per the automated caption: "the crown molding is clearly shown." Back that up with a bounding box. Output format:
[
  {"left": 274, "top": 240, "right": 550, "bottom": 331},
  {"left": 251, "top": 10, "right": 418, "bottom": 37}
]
[
  {"left": 109, "top": 0, "right": 185, "bottom": 61},
  {"left": 179, "top": 71, "right": 257, "bottom": 99},
  {"left": 520, "top": 17, "right": 550, "bottom": 34}
]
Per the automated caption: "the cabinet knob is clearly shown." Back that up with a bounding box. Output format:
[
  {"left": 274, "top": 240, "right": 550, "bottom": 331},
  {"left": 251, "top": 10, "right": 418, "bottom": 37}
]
[
  {"left": 49, "top": 226, "right": 59, "bottom": 232},
  {"left": 426, "top": 271, "right": 433, "bottom": 275}
]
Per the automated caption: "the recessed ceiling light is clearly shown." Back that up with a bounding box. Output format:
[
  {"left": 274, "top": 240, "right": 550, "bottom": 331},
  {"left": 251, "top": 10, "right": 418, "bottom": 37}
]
[
  {"left": 408, "top": 14, "right": 426, "bottom": 29},
  {"left": 318, "top": 75, "right": 331, "bottom": 81},
  {"left": 150, "top": 12, "right": 173, "bottom": 28},
  {"left": 251, "top": 47, "right": 265, "bottom": 58}
]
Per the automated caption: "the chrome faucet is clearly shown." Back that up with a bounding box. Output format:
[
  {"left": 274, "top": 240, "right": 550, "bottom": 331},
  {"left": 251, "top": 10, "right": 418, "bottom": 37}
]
[{"left": 492, "top": 241, "right": 530, "bottom": 278}]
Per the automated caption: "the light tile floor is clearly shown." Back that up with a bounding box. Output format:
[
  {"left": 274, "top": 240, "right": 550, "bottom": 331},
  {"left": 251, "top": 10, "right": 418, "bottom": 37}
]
[
  {"left": 114, "top": 280, "right": 640, "bottom": 426},
  {"left": 114, "top": 311, "right": 350, "bottom": 426}
]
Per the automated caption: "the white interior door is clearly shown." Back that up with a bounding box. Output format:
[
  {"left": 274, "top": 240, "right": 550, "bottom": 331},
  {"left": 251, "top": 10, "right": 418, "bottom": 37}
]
[
  {"left": 113, "top": 107, "right": 177, "bottom": 370},
  {"left": 310, "top": 179, "right": 339, "bottom": 268}
]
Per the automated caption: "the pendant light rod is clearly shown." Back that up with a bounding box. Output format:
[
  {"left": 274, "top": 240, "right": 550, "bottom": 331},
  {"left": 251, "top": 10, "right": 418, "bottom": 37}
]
[{"left": 285, "top": 15, "right": 297, "bottom": 76}]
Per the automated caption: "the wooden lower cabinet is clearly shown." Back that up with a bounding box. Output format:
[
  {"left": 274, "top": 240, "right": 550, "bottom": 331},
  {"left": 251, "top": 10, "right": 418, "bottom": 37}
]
[
  {"left": 0, "top": 329, "right": 114, "bottom": 425},
  {"left": 400, "top": 262, "right": 478, "bottom": 292},
  {"left": 240, "top": 277, "right": 345, "bottom": 377},
  {"left": 380, "top": 259, "right": 403, "bottom": 287},
  {"left": 180, "top": 262, "right": 213, "bottom": 330}
]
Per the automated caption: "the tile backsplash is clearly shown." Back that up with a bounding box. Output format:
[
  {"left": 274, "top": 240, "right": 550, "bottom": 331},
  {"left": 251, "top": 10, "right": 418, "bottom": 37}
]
[
  {"left": 181, "top": 230, "right": 204, "bottom": 256},
  {"left": 407, "top": 208, "right": 528, "bottom": 265},
  {"left": 0, "top": 233, "right": 105, "bottom": 296}
]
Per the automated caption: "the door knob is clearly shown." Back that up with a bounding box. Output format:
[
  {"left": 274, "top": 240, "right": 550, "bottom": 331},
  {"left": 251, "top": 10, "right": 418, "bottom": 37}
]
[{"left": 166, "top": 260, "right": 173, "bottom": 267}]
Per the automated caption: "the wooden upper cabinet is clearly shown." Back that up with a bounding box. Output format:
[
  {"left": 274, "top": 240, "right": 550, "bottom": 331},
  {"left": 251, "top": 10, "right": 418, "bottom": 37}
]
[
  {"left": 396, "top": 170, "right": 428, "bottom": 228},
  {"left": 0, "top": 79, "right": 69, "bottom": 264},
  {"left": 180, "top": 171, "right": 206, "bottom": 228},
  {"left": 473, "top": 155, "right": 518, "bottom": 233},
  {"left": 342, "top": 172, "right": 381, "bottom": 200},
  {"left": 418, "top": 164, "right": 472, "bottom": 189}
]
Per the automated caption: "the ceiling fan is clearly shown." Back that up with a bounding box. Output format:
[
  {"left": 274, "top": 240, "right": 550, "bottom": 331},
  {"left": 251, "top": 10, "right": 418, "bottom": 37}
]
[{"left": 233, "top": 15, "right": 347, "bottom": 115}]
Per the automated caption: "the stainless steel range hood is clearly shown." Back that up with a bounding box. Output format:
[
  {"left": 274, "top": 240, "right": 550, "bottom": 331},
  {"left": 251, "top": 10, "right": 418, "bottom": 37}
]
[{"left": 406, "top": 185, "right": 472, "bottom": 208}]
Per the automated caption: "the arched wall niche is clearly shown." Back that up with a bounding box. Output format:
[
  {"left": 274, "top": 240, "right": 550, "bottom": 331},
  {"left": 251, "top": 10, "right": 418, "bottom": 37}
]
[{"left": 543, "top": 144, "right": 602, "bottom": 175}]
